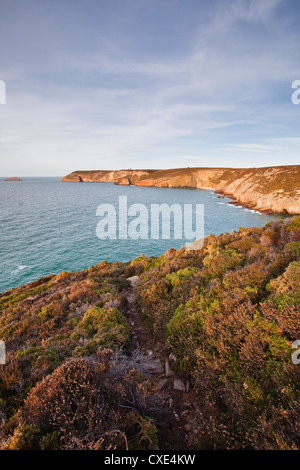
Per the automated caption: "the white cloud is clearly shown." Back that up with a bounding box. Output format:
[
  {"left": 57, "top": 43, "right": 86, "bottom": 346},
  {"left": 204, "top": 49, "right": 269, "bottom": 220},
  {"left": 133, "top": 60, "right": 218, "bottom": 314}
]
[{"left": 0, "top": 0, "right": 299, "bottom": 175}]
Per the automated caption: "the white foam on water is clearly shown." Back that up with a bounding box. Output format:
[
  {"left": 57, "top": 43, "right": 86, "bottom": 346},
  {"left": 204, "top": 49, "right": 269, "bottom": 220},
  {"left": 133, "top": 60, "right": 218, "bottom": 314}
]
[
  {"left": 11, "top": 265, "right": 28, "bottom": 275},
  {"left": 218, "top": 203, "right": 262, "bottom": 214},
  {"left": 245, "top": 208, "right": 262, "bottom": 214}
]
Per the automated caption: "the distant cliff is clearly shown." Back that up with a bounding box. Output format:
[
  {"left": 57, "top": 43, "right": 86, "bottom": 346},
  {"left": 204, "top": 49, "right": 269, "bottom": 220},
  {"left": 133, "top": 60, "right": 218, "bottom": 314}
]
[{"left": 62, "top": 166, "right": 300, "bottom": 215}]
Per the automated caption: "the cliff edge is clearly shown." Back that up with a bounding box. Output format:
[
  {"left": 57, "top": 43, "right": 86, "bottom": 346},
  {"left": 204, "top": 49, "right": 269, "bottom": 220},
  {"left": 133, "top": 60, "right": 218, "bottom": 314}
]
[{"left": 62, "top": 165, "right": 300, "bottom": 215}]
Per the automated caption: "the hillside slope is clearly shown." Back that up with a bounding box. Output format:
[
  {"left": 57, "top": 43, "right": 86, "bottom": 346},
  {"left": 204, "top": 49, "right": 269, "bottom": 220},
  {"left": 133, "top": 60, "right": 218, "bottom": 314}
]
[
  {"left": 0, "top": 217, "right": 299, "bottom": 450},
  {"left": 62, "top": 166, "right": 300, "bottom": 215}
]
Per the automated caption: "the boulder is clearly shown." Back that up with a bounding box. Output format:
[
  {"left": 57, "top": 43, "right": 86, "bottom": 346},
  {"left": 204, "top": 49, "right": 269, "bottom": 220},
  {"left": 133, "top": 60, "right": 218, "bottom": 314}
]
[
  {"left": 127, "top": 275, "right": 140, "bottom": 287},
  {"left": 173, "top": 379, "right": 186, "bottom": 392},
  {"left": 144, "top": 358, "right": 164, "bottom": 375},
  {"left": 165, "top": 359, "right": 174, "bottom": 377}
]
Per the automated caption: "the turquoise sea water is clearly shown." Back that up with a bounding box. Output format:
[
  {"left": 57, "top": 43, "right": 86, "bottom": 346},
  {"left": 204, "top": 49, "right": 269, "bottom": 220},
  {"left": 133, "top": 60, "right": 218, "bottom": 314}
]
[{"left": 0, "top": 177, "right": 281, "bottom": 293}]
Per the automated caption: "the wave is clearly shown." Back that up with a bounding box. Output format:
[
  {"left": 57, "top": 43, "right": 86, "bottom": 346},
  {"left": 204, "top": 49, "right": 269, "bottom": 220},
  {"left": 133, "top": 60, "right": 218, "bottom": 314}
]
[
  {"left": 217, "top": 202, "right": 262, "bottom": 214},
  {"left": 11, "top": 265, "right": 28, "bottom": 275},
  {"left": 244, "top": 208, "right": 262, "bottom": 214}
]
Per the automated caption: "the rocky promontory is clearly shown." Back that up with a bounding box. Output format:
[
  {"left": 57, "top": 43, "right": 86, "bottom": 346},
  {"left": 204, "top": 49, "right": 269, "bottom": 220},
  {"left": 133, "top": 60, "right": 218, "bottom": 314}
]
[{"left": 62, "top": 165, "right": 300, "bottom": 215}]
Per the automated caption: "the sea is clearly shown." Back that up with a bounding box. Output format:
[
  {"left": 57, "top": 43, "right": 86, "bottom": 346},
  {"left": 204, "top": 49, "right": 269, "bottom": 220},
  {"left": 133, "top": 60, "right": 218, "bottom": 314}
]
[{"left": 0, "top": 177, "right": 282, "bottom": 293}]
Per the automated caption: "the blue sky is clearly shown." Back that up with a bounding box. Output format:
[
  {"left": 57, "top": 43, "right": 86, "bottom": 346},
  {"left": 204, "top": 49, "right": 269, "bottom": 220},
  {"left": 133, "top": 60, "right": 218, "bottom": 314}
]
[{"left": 0, "top": 0, "right": 299, "bottom": 176}]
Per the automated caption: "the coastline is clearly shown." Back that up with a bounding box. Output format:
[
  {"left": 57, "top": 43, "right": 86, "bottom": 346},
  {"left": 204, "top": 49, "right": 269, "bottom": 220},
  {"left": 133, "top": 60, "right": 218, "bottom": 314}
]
[{"left": 62, "top": 166, "right": 300, "bottom": 216}]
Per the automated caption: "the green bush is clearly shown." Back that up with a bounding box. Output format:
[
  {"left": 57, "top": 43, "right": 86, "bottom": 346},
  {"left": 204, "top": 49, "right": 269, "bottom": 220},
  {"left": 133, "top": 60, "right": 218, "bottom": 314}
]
[{"left": 77, "top": 306, "right": 130, "bottom": 350}]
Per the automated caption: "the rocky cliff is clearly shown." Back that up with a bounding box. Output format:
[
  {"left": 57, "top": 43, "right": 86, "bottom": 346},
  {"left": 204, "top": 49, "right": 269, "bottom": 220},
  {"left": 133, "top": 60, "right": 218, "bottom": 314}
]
[{"left": 62, "top": 165, "right": 300, "bottom": 215}]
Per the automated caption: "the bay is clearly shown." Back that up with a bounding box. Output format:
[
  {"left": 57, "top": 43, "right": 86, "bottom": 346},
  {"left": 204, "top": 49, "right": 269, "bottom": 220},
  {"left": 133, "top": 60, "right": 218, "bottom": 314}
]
[{"left": 0, "top": 177, "right": 281, "bottom": 293}]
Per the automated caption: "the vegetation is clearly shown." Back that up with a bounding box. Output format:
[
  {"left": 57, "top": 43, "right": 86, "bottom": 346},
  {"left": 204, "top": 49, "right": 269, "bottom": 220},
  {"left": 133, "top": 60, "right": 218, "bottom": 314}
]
[{"left": 0, "top": 217, "right": 299, "bottom": 449}]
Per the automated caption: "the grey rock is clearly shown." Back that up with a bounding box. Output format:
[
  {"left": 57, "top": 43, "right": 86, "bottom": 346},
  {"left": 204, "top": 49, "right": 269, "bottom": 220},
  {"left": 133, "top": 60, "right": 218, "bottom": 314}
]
[
  {"left": 169, "top": 353, "right": 177, "bottom": 363},
  {"left": 144, "top": 358, "right": 164, "bottom": 375},
  {"left": 165, "top": 359, "right": 175, "bottom": 377},
  {"left": 173, "top": 379, "right": 186, "bottom": 392},
  {"left": 127, "top": 275, "right": 140, "bottom": 287}
]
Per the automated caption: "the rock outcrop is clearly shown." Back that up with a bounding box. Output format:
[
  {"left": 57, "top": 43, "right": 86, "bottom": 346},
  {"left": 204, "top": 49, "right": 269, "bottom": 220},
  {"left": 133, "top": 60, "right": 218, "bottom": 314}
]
[
  {"left": 62, "top": 165, "right": 300, "bottom": 215},
  {"left": 62, "top": 169, "right": 155, "bottom": 184},
  {"left": 4, "top": 177, "right": 22, "bottom": 181}
]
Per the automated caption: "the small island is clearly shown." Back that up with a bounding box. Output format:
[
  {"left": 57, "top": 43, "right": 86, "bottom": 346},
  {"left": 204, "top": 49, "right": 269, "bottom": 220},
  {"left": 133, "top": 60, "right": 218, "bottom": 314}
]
[{"left": 4, "top": 177, "right": 22, "bottom": 181}]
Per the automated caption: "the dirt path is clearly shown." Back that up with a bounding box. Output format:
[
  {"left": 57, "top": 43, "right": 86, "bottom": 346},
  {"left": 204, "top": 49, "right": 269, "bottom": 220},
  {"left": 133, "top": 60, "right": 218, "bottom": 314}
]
[{"left": 121, "top": 278, "right": 194, "bottom": 450}]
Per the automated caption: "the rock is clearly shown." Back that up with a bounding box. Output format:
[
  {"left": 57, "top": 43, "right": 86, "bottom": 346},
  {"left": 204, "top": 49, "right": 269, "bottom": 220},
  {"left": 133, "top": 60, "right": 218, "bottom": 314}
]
[
  {"left": 115, "top": 177, "right": 131, "bottom": 185},
  {"left": 174, "top": 412, "right": 180, "bottom": 422},
  {"left": 127, "top": 275, "right": 140, "bottom": 287},
  {"left": 165, "top": 359, "right": 175, "bottom": 377},
  {"left": 4, "top": 177, "right": 22, "bottom": 181},
  {"left": 174, "top": 379, "right": 186, "bottom": 392},
  {"left": 169, "top": 353, "right": 177, "bottom": 363},
  {"left": 144, "top": 358, "right": 164, "bottom": 375},
  {"left": 61, "top": 173, "right": 83, "bottom": 182}
]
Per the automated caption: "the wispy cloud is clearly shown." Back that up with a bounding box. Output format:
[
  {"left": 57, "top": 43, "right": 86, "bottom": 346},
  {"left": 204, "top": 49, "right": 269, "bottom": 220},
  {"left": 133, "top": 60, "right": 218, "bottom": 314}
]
[{"left": 0, "top": 0, "right": 299, "bottom": 175}]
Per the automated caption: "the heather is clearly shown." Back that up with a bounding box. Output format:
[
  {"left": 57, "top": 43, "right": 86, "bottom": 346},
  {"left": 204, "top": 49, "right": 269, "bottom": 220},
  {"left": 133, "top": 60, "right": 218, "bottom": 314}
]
[{"left": 0, "top": 217, "right": 299, "bottom": 449}]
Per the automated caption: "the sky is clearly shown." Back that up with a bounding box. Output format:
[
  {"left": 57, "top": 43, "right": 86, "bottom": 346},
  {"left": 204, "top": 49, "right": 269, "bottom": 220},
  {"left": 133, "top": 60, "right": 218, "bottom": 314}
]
[{"left": 0, "top": 0, "right": 299, "bottom": 176}]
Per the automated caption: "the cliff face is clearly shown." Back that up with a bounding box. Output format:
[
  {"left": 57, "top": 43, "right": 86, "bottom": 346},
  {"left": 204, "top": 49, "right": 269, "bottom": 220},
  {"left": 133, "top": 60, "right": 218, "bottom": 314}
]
[
  {"left": 62, "top": 166, "right": 300, "bottom": 215},
  {"left": 61, "top": 169, "right": 155, "bottom": 184}
]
